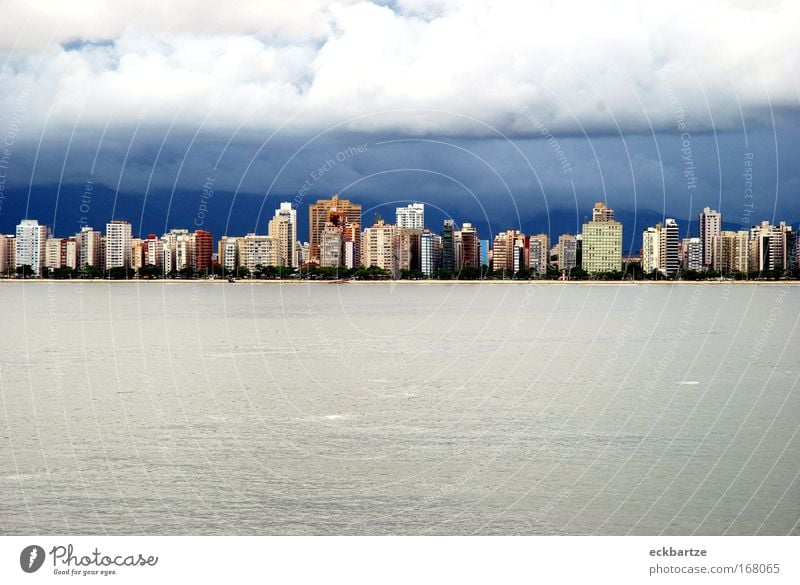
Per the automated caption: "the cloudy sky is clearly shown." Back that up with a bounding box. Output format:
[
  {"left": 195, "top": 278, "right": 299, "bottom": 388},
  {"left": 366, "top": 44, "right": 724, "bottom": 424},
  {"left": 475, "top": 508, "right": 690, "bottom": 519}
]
[{"left": 0, "top": 0, "right": 798, "bottom": 245}]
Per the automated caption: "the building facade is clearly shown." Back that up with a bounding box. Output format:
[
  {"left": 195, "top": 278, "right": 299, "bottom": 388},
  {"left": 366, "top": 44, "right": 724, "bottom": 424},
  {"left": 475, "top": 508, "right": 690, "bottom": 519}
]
[{"left": 582, "top": 203, "right": 622, "bottom": 274}]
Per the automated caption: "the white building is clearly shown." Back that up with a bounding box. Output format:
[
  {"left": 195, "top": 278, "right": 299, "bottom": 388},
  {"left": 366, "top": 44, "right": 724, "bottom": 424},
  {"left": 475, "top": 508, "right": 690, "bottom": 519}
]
[
  {"left": 15, "top": 219, "right": 48, "bottom": 276},
  {"left": 682, "top": 237, "right": 703, "bottom": 271},
  {"left": 420, "top": 231, "right": 441, "bottom": 276},
  {"left": 105, "top": 220, "right": 132, "bottom": 269},
  {"left": 396, "top": 203, "right": 425, "bottom": 230},
  {"left": 699, "top": 207, "right": 721, "bottom": 269},
  {"left": 77, "top": 226, "right": 103, "bottom": 270},
  {"left": 271, "top": 202, "right": 297, "bottom": 267}
]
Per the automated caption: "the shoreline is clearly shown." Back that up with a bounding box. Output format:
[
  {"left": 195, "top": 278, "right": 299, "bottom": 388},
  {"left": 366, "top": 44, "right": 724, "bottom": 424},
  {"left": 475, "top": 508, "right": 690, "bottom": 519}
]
[{"left": 2, "top": 279, "right": 798, "bottom": 286}]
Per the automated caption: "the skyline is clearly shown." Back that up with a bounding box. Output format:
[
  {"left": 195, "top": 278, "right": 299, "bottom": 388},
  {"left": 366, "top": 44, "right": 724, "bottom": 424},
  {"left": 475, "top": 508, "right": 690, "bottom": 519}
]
[
  {"left": 4, "top": 199, "right": 797, "bottom": 280},
  {"left": 0, "top": 1, "right": 798, "bottom": 243}
]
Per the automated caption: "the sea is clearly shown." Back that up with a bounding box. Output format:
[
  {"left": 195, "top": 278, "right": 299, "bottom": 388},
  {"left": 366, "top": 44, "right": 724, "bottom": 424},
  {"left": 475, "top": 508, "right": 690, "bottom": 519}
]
[{"left": 1, "top": 281, "right": 798, "bottom": 535}]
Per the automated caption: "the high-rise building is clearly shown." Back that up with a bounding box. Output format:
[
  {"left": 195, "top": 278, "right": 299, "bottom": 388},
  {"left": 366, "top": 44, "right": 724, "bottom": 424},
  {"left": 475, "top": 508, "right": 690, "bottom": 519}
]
[
  {"left": 748, "top": 221, "right": 792, "bottom": 273},
  {"left": 15, "top": 219, "right": 48, "bottom": 276},
  {"left": 105, "top": 220, "right": 132, "bottom": 269},
  {"left": 309, "top": 195, "right": 361, "bottom": 261},
  {"left": 441, "top": 219, "right": 455, "bottom": 272},
  {"left": 270, "top": 203, "right": 296, "bottom": 268},
  {"left": 397, "top": 228, "right": 422, "bottom": 273},
  {"left": 161, "top": 229, "right": 191, "bottom": 273},
  {"left": 143, "top": 234, "right": 162, "bottom": 267},
  {"left": 642, "top": 220, "right": 679, "bottom": 277},
  {"left": 713, "top": 231, "right": 749, "bottom": 274},
  {"left": 661, "top": 219, "right": 679, "bottom": 277},
  {"left": 529, "top": 234, "right": 550, "bottom": 275},
  {"left": 642, "top": 226, "right": 660, "bottom": 274},
  {"left": 342, "top": 222, "right": 361, "bottom": 269},
  {"left": 193, "top": 230, "right": 213, "bottom": 272},
  {"left": 361, "top": 219, "right": 397, "bottom": 275},
  {"left": 77, "top": 226, "right": 103, "bottom": 271},
  {"left": 556, "top": 234, "right": 577, "bottom": 271},
  {"left": 699, "top": 207, "right": 721, "bottom": 269},
  {"left": 480, "top": 239, "right": 489, "bottom": 267},
  {"left": 130, "top": 238, "right": 144, "bottom": 272},
  {"left": 682, "top": 237, "right": 703, "bottom": 271},
  {"left": 0, "top": 235, "right": 16, "bottom": 275},
  {"left": 420, "top": 230, "right": 442, "bottom": 276},
  {"left": 320, "top": 223, "right": 343, "bottom": 268},
  {"left": 217, "top": 236, "right": 239, "bottom": 272},
  {"left": 457, "top": 223, "right": 480, "bottom": 269},
  {"left": 492, "top": 229, "right": 516, "bottom": 276},
  {"left": 237, "top": 234, "right": 278, "bottom": 273},
  {"left": 582, "top": 203, "right": 622, "bottom": 274},
  {"left": 396, "top": 203, "right": 425, "bottom": 230},
  {"left": 45, "top": 238, "right": 63, "bottom": 270}
]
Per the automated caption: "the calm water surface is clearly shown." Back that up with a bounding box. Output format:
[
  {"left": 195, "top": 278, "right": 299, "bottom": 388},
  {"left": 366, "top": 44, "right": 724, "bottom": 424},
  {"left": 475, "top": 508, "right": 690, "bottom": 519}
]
[{"left": 1, "top": 281, "right": 798, "bottom": 535}]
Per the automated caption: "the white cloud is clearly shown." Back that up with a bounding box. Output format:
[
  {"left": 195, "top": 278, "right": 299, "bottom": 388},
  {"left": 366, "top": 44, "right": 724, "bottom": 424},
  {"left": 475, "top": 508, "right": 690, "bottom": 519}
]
[{"left": 1, "top": 0, "right": 798, "bottom": 139}]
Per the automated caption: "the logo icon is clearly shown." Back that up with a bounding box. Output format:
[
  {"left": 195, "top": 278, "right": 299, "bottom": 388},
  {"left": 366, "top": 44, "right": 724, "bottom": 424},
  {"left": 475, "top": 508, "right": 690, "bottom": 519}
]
[{"left": 20, "top": 545, "right": 45, "bottom": 573}]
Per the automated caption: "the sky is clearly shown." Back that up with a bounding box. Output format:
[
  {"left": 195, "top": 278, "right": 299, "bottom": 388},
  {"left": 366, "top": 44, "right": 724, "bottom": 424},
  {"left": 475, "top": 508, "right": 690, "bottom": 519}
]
[{"left": 0, "top": 0, "right": 798, "bottom": 248}]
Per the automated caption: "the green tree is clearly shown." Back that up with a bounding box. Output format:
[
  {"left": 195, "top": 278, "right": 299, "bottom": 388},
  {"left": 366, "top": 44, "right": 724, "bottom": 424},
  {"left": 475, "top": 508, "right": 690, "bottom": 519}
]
[{"left": 16, "top": 264, "right": 35, "bottom": 278}]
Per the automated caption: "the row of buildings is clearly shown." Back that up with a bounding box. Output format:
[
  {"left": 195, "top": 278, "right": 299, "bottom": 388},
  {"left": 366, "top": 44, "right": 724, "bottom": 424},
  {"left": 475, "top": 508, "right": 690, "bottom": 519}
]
[
  {"left": 0, "top": 220, "right": 213, "bottom": 276},
  {"left": 1, "top": 198, "right": 797, "bottom": 278},
  {"left": 641, "top": 208, "right": 798, "bottom": 277}
]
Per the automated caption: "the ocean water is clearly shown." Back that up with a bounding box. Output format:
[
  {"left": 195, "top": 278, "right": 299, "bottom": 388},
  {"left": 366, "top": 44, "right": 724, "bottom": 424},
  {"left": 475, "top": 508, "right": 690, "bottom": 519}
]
[{"left": 0, "top": 281, "right": 798, "bottom": 535}]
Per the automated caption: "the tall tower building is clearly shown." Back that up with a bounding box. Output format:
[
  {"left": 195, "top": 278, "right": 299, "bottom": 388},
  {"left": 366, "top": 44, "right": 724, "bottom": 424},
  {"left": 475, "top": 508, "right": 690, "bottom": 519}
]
[
  {"left": 320, "top": 223, "right": 343, "bottom": 268},
  {"left": 642, "top": 226, "right": 660, "bottom": 274},
  {"left": 272, "top": 202, "right": 297, "bottom": 267},
  {"left": 457, "top": 223, "right": 480, "bottom": 269},
  {"left": 193, "top": 230, "right": 213, "bottom": 272},
  {"left": 712, "top": 231, "right": 749, "bottom": 274},
  {"left": 441, "top": 219, "right": 455, "bottom": 272},
  {"left": 397, "top": 228, "right": 422, "bottom": 273},
  {"left": 0, "top": 234, "right": 16, "bottom": 275},
  {"left": 15, "top": 219, "right": 48, "bottom": 276},
  {"left": 309, "top": 195, "right": 361, "bottom": 261},
  {"left": 420, "top": 230, "right": 442, "bottom": 276},
  {"left": 556, "top": 234, "right": 577, "bottom": 271},
  {"left": 661, "top": 218, "right": 680, "bottom": 277},
  {"left": 682, "top": 237, "right": 703, "bottom": 271},
  {"left": 581, "top": 203, "right": 622, "bottom": 274},
  {"left": 699, "top": 207, "right": 721, "bottom": 269},
  {"left": 361, "top": 219, "right": 397, "bottom": 275},
  {"left": 529, "top": 234, "right": 550, "bottom": 275},
  {"left": 105, "top": 220, "right": 132, "bottom": 269},
  {"left": 77, "top": 226, "right": 103, "bottom": 270},
  {"left": 268, "top": 213, "right": 294, "bottom": 268},
  {"left": 396, "top": 203, "right": 425, "bottom": 230}
]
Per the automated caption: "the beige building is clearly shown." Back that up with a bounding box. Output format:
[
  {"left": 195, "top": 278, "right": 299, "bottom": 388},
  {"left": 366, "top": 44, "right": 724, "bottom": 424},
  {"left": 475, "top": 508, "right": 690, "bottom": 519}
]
[
  {"left": 77, "top": 226, "right": 102, "bottom": 270},
  {"left": 237, "top": 234, "right": 278, "bottom": 273},
  {"left": 217, "top": 236, "right": 239, "bottom": 272},
  {"left": 269, "top": 206, "right": 295, "bottom": 268},
  {"left": 309, "top": 195, "right": 361, "bottom": 261},
  {"left": 319, "top": 223, "right": 343, "bottom": 268},
  {"left": 582, "top": 202, "right": 622, "bottom": 274},
  {"left": 130, "top": 238, "right": 144, "bottom": 272},
  {"left": 528, "top": 233, "right": 550, "bottom": 275},
  {"left": 556, "top": 234, "right": 577, "bottom": 271},
  {"left": 0, "top": 235, "right": 15, "bottom": 275},
  {"left": 712, "top": 230, "right": 749, "bottom": 274},
  {"left": 492, "top": 229, "right": 516, "bottom": 275},
  {"left": 361, "top": 219, "right": 397, "bottom": 274}
]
